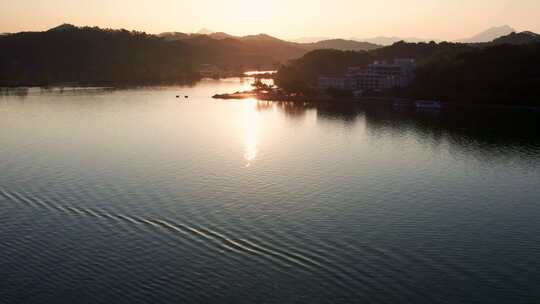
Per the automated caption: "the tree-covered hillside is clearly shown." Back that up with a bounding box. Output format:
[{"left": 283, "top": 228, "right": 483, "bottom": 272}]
[
  {"left": 0, "top": 26, "right": 198, "bottom": 85},
  {"left": 275, "top": 38, "right": 540, "bottom": 105}
]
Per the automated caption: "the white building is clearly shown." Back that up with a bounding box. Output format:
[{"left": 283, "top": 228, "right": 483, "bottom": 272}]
[{"left": 319, "top": 59, "right": 416, "bottom": 92}]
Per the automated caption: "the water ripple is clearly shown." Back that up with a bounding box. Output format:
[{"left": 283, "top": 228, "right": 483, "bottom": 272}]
[{"left": 0, "top": 187, "right": 363, "bottom": 297}]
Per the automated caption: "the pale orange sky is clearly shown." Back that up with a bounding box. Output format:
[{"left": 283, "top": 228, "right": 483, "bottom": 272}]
[{"left": 1, "top": 0, "right": 539, "bottom": 40}]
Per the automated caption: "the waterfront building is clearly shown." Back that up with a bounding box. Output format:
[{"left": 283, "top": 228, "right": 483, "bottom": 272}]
[{"left": 318, "top": 59, "right": 416, "bottom": 93}]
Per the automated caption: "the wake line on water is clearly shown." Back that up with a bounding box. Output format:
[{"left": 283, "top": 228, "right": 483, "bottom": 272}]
[
  {"left": 1, "top": 186, "right": 513, "bottom": 301},
  {"left": 1, "top": 187, "right": 376, "bottom": 296},
  {"left": 3, "top": 187, "right": 471, "bottom": 299},
  {"left": 0, "top": 188, "right": 324, "bottom": 273}
]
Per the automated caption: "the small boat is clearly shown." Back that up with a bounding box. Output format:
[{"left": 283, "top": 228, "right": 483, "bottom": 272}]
[{"left": 415, "top": 100, "right": 442, "bottom": 109}]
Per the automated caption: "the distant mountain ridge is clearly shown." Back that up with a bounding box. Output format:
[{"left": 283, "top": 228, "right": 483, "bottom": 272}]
[
  {"left": 354, "top": 26, "right": 517, "bottom": 45},
  {"left": 158, "top": 25, "right": 531, "bottom": 52},
  {"left": 158, "top": 30, "right": 382, "bottom": 57},
  {"left": 292, "top": 37, "right": 332, "bottom": 43},
  {"left": 305, "top": 25, "right": 517, "bottom": 46},
  {"left": 355, "top": 36, "right": 441, "bottom": 46},
  {"left": 0, "top": 24, "right": 382, "bottom": 86},
  {"left": 3, "top": 23, "right": 539, "bottom": 86},
  {"left": 457, "top": 25, "right": 515, "bottom": 43},
  {"left": 304, "top": 39, "right": 380, "bottom": 51}
]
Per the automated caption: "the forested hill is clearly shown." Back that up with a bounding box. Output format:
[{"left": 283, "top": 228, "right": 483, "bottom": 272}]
[
  {"left": 275, "top": 37, "right": 540, "bottom": 106},
  {"left": 160, "top": 32, "right": 381, "bottom": 54},
  {"left": 0, "top": 26, "right": 197, "bottom": 86},
  {"left": 0, "top": 24, "right": 381, "bottom": 86},
  {"left": 415, "top": 42, "right": 540, "bottom": 105},
  {"left": 275, "top": 41, "right": 473, "bottom": 92}
]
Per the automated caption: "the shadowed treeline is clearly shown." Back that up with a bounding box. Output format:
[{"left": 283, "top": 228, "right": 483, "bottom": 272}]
[
  {"left": 414, "top": 43, "right": 540, "bottom": 104},
  {"left": 0, "top": 24, "right": 382, "bottom": 87},
  {"left": 0, "top": 25, "right": 204, "bottom": 86},
  {"left": 276, "top": 37, "right": 540, "bottom": 106},
  {"left": 275, "top": 42, "right": 473, "bottom": 94},
  {"left": 0, "top": 25, "right": 282, "bottom": 86}
]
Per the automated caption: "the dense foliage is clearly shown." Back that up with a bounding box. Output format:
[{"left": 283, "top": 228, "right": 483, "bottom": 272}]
[
  {"left": 275, "top": 42, "right": 471, "bottom": 94},
  {"left": 276, "top": 40, "right": 540, "bottom": 105},
  {"left": 414, "top": 43, "right": 540, "bottom": 105},
  {"left": 0, "top": 26, "right": 200, "bottom": 85},
  {"left": 0, "top": 24, "right": 384, "bottom": 86},
  {"left": 0, "top": 26, "right": 291, "bottom": 86}
]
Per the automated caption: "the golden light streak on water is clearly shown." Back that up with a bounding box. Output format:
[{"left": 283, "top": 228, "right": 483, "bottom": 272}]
[{"left": 242, "top": 99, "right": 260, "bottom": 167}]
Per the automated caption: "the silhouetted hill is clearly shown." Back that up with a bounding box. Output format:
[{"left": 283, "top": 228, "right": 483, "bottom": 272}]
[
  {"left": 235, "top": 34, "right": 307, "bottom": 61},
  {"left": 159, "top": 32, "right": 191, "bottom": 41},
  {"left": 491, "top": 31, "right": 540, "bottom": 45},
  {"left": 47, "top": 23, "right": 79, "bottom": 32},
  {"left": 160, "top": 31, "right": 381, "bottom": 58},
  {"left": 357, "top": 36, "right": 440, "bottom": 45},
  {"left": 238, "top": 34, "right": 380, "bottom": 53},
  {"left": 3, "top": 25, "right": 313, "bottom": 85},
  {"left": 209, "top": 32, "right": 236, "bottom": 40},
  {"left": 415, "top": 42, "right": 540, "bottom": 105},
  {"left": 304, "top": 39, "right": 380, "bottom": 51},
  {"left": 296, "top": 25, "right": 519, "bottom": 47},
  {"left": 276, "top": 40, "right": 540, "bottom": 105},
  {"left": 468, "top": 31, "right": 540, "bottom": 48},
  {"left": 159, "top": 32, "right": 304, "bottom": 62},
  {"left": 275, "top": 41, "right": 472, "bottom": 93},
  {"left": 3, "top": 24, "right": 344, "bottom": 85},
  {"left": 0, "top": 25, "right": 199, "bottom": 86},
  {"left": 0, "top": 23, "right": 383, "bottom": 86},
  {"left": 457, "top": 25, "right": 515, "bottom": 43},
  {"left": 355, "top": 26, "right": 516, "bottom": 45}
]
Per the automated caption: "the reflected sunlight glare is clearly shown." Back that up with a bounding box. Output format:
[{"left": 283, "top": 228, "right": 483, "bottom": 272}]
[{"left": 243, "top": 99, "right": 260, "bottom": 167}]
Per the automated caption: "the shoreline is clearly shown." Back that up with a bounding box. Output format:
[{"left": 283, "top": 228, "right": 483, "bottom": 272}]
[{"left": 212, "top": 91, "right": 540, "bottom": 112}]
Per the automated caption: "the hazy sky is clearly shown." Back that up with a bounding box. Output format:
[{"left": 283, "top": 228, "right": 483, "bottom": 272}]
[{"left": 1, "top": 0, "right": 539, "bottom": 39}]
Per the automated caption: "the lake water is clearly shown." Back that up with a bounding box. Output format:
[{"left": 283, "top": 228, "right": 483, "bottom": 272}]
[{"left": 1, "top": 78, "right": 540, "bottom": 304}]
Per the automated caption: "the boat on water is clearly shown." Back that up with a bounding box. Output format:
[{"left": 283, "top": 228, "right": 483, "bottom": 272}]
[{"left": 415, "top": 100, "right": 442, "bottom": 109}]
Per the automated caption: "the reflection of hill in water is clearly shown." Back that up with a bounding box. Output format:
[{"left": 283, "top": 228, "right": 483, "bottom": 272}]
[
  {"left": 255, "top": 101, "right": 318, "bottom": 121},
  {"left": 262, "top": 101, "right": 540, "bottom": 164},
  {"left": 257, "top": 101, "right": 363, "bottom": 123},
  {"left": 364, "top": 108, "right": 540, "bottom": 165}
]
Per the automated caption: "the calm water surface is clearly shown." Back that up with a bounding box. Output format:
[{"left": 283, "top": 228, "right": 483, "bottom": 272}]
[{"left": 1, "top": 79, "right": 540, "bottom": 304}]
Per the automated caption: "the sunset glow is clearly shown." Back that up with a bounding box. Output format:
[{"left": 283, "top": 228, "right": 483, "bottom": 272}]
[{"left": 1, "top": 0, "right": 539, "bottom": 40}]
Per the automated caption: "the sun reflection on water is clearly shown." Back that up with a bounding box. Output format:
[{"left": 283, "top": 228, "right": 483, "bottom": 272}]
[{"left": 243, "top": 99, "right": 260, "bottom": 167}]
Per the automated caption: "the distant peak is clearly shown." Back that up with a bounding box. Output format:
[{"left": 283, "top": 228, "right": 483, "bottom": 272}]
[
  {"left": 458, "top": 25, "right": 516, "bottom": 43},
  {"left": 492, "top": 30, "right": 540, "bottom": 45},
  {"left": 241, "top": 33, "right": 280, "bottom": 41},
  {"left": 48, "top": 23, "right": 78, "bottom": 32}
]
